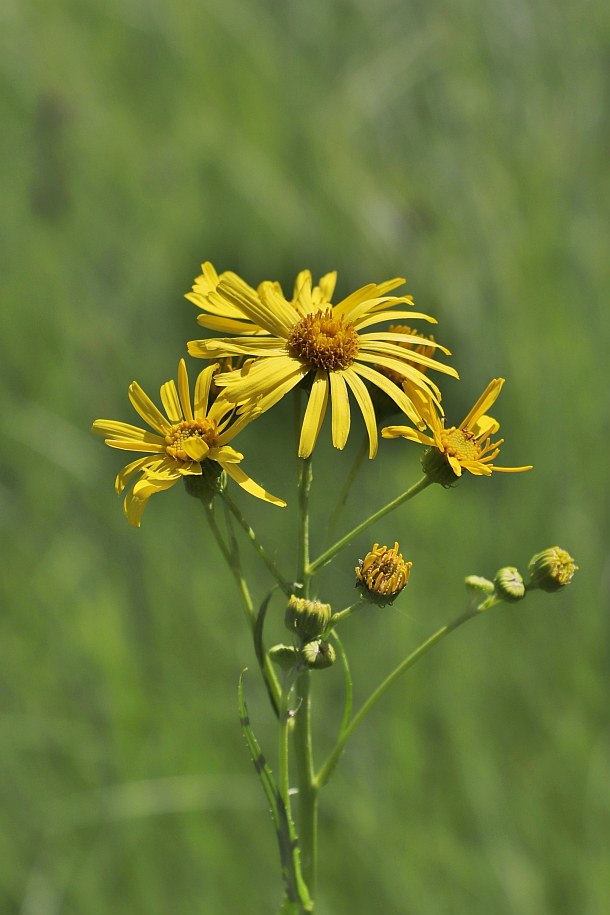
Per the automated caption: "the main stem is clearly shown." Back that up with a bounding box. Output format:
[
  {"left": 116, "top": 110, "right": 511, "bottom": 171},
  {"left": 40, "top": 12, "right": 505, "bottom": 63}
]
[
  {"left": 308, "top": 475, "right": 432, "bottom": 575},
  {"left": 293, "top": 455, "right": 318, "bottom": 899}
]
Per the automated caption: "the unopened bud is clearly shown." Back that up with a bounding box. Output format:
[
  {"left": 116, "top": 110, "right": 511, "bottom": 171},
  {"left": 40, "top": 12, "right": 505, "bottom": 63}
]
[
  {"left": 301, "top": 639, "right": 336, "bottom": 670},
  {"left": 528, "top": 547, "right": 578, "bottom": 593},
  {"left": 355, "top": 541, "right": 412, "bottom": 606},
  {"left": 268, "top": 644, "right": 299, "bottom": 671},
  {"left": 494, "top": 567, "right": 525, "bottom": 602},
  {"left": 285, "top": 595, "right": 331, "bottom": 641},
  {"left": 464, "top": 575, "right": 495, "bottom": 595}
]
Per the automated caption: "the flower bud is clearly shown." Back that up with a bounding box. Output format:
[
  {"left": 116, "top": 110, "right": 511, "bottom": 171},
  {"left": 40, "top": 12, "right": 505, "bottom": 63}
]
[
  {"left": 355, "top": 541, "right": 412, "bottom": 607},
  {"left": 184, "top": 461, "right": 227, "bottom": 504},
  {"left": 268, "top": 644, "right": 299, "bottom": 671},
  {"left": 528, "top": 547, "right": 578, "bottom": 592},
  {"left": 494, "top": 566, "right": 525, "bottom": 602},
  {"left": 285, "top": 595, "right": 332, "bottom": 641},
  {"left": 464, "top": 575, "right": 495, "bottom": 595},
  {"left": 301, "top": 639, "right": 336, "bottom": 670},
  {"left": 421, "top": 447, "right": 458, "bottom": 487}
]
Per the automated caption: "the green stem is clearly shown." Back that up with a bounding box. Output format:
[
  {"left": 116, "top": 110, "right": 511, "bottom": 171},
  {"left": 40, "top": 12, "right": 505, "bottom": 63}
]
[
  {"left": 315, "top": 605, "right": 487, "bottom": 789},
  {"left": 326, "top": 599, "right": 366, "bottom": 633},
  {"left": 205, "top": 502, "right": 255, "bottom": 630},
  {"left": 222, "top": 490, "right": 293, "bottom": 596},
  {"left": 296, "top": 457, "right": 313, "bottom": 596},
  {"left": 293, "top": 668, "right": 318, "bottom": 894},
  {"left": 278, "top": 683, "right": 292, "bottom": 808},
  {"left": 308, "top": 475, "right": 432, "bottom": 576},
  {"left": 293, "top": 454, "right": 317, "bottom": 896},
  {"left": 203, "top": 501, "right": 281, "bottom": 710}
]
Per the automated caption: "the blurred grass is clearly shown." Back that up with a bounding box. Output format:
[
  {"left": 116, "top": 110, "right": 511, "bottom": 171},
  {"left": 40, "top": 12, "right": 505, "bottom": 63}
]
[{"left": 1, "top": 0, "right": 609, "bottom": 912}]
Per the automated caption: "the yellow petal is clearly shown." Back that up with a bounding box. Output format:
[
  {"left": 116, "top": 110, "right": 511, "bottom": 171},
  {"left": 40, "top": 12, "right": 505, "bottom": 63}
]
[
  {"left": 128, "top": 382, "right": 169, "bottom": 434},
  {"left": 381, "top": 426, "right": 435, "bottom": 446},
  {"left": 177, "top": 359, "right": 194, "bottom": 422},
  {"left": 343, "top": 368, "right": 378, "bottom": 458},
  {"left": 461, "top": 379, "right": 504, "bottom": 429},
  {"left": 329, "top": 371, "right": 350, "bottom": 450},
  {"left": 160, "top": 379, "right": 182, "bottom": 423},
  {"left": 298, "top": 371, "right": 329, "bottom": 458},
  {"left": 115, "top": 455, "right": 160, "bottom": 495},
  {"left": 352, "top": 363, "right": 422, "bottom": 426},
  {"left": 193, "top": 363, "right": 219, "bottom": 420},
  {"left": 182, "top": 437, "right": 209, "bottom": 461},
  {"left": 318, "top": 271, "right": 337, "bottom": 302},
  {"left": 92, "top": 419, "right": 164, "bottom": 446},
  {"left": 222, "top": 461, "right": 286, "bottom": 507}
]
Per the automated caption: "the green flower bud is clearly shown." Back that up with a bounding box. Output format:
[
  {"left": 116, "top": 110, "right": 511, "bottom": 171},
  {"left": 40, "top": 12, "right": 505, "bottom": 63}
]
[
  {"left": 301, "top": 639, "right": 336, "bottom": 670},
  {"left": 464, "top": 575, "right": 495, "bottom": 595},
  {"left": 184, "top": 461, "right": 226, "bottom": 504},
  {"left": 355, "top": 542, "right": 412, "bottom": 606},
  {"left": 268, "top": 644, "right": 299, "bottom": 671},
  {"left": 421, "top": 446, "right": 459, "bottom": 487},
  {"left": 494, "top": 566, "right": 525, "bottom": 602},
  {"left": 528, "top": 547, "right": 578, "bottom": 592},
  {"left": 285, "top": 595, "right": 332, "bottom": 641}
]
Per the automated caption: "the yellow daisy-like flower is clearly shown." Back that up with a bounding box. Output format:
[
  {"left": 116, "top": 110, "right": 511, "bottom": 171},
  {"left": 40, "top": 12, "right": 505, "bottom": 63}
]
[
  {"left": 382, "top": 378, "right": 532, "bottom": 482},
  {"left": 92, "top": 359, "right": 286, "bottom": 527},
  {"left": 355, "top": 541, "right": 412, "bottom": 606},
  {"left": 187, "top": 270, "right": 458, "bottom": 459},
  {"left": 186, "top": 261, "right": 337, "bottom": 335}
]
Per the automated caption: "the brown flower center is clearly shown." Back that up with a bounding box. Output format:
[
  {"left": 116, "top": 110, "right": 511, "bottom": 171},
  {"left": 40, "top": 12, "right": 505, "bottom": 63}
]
[
  {"left": 164, "top": 419, "right": 219, "bottom": 462},
  {"left": 287, "top": 308, "right": 360, "bottom": 371}
]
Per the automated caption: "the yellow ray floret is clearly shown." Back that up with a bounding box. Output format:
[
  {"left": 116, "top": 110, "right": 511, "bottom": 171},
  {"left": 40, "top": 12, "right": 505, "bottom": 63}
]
[
  {"left": 92, "top": 359, "right": 285, "bottom": 526},
  {"left": 381, "top": 378, "right": 532, "bottom": 481},
  {"left": 187, "top": 269, "right": 458, "bottom": 459},
  {"left": 186, "top": 261, "right": 338, "bottom": 335}
]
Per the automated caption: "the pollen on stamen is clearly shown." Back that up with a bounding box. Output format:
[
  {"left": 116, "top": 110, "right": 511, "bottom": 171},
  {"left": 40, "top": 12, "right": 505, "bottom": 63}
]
[{"left": 287, "top": 308, "right": 360, "bottom": 371}]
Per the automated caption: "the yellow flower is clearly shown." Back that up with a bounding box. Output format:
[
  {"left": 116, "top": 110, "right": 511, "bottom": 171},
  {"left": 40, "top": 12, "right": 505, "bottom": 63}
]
[
  {"left": 188, "top": 270, "right": 457, "bottom": 459},
  {"left": 355, "top": 541, "right": 412, "bottom": 606},
  {"left": 382, "top": 378, "right": 533, "bottom": 481},
  {"left": 92, "top": 359, "right": 286, "bottom": 527}
]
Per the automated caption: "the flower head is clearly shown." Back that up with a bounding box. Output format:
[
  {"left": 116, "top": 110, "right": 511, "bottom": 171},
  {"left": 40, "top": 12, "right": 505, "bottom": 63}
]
[
  {"left": 92, "top": 359, "right": 285, "bottom": 527},
  {"left": 355, "top": 541, "right": 412, "bottom": 606},
  {"left": 382, "top": 378, "right": 532, "bottom": 482},
  {"left": 285, "top": 595, "right": 332, "bottom": 641},
  {"left": 188, "top": 270, "right": 457, "bottom": 459},
  {"left": 494, "top": 566, "right": 526, "bottom": 602},
  {"left": 528, "top": 547, "right": 578, "bottom": 592}
]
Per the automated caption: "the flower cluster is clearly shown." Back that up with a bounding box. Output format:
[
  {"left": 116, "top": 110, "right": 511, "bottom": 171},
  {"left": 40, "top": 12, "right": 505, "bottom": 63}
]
[{"left": 93, "top": 260, "right": 532, "bottom": 524}]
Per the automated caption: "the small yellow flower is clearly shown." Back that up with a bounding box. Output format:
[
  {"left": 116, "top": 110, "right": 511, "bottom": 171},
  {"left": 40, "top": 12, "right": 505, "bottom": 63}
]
[
  {"left": 92, "top": 359, "right": 286, "bottom": 527},
  {"left": 188, "top": 270, "right": 457, "bottom": 459},
  {"left": 382, "top": 378, "right": 532, "bottom": 481},
  {"left": 355, "top": 542, "right": 412, "bottom": 606}
]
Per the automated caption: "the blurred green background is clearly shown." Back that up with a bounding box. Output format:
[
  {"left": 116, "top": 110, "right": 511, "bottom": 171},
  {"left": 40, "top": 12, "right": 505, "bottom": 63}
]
[{"left": 1, "top": 0, "right": 608, "bottom": 912}]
